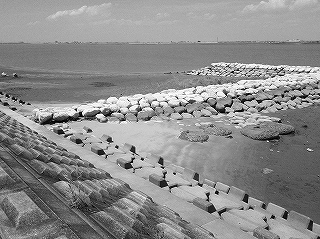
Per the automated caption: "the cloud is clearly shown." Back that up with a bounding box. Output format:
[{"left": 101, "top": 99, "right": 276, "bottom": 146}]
[
  {"left": 156, "top": 12, "right": 170, "bottom": 19},
  {"left": 27, "top": 21, "right": 40, "bottom": 26},
  {"left": 242, "top": 0, "right": 318, "bottom": 13},
  {"left": 187, "top": 12, "right": 216, "bottom": 21},
  {"left": 47, "top": 3, "right": 111, "bottom": 20}
]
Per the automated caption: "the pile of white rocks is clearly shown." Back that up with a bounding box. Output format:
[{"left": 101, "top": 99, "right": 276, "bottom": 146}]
[
  {"left": 33, "top": 69, "right": 320, "bottom": 125},
  {"left": 188, "top": 62, "right": 320, "bottom": 78}
]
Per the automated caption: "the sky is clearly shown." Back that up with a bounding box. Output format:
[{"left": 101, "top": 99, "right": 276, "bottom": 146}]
[{"left": 0, "top": 0, "right": 319, "bottom": 42}]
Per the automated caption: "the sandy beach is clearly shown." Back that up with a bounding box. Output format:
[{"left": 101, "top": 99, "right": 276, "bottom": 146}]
[
  {"left": 1, "top": 64, "right": 320, "bottom": 224},
  {"left": 51, "top": 106, "right": 319, "bottom": 223}
]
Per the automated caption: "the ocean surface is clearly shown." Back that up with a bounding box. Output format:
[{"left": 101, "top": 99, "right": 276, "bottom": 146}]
[{"left": 0, "top": 43, "right": 320, "bottom": 74}]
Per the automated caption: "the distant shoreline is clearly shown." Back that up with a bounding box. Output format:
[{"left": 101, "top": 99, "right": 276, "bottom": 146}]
[{"left": 1, "top": 40, "right": 320, "bottom": 45}]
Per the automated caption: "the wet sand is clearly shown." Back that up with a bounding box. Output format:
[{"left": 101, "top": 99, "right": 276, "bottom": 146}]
[{"left": 63, "top": 106, "right": 320, "bottom": 223}]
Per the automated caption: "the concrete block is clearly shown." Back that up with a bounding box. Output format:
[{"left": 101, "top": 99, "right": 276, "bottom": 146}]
[
  {"left": 106, "top": 206, "right": 146, "bottom": 234},
  {"left": 165, "top": 173, "right": 192, "bottom": 187},
  {"left": 170, "top": 187, "right": 198, "bottom": 202},
  {"left": 92, "top": 211, "right": 140, "bottom": 239},
  {"left": 131, "top": 159, "right": 154, "bottom": 169},
  {"left": 228, "top": 209, "right": 268, "bottom": 228},
  {"left": 53, "top": 181, "right": 90, "bottom": 205},
  {"left": 149, "top": 174, "right": 168, "bottom": 188},
  {"left": 215, "top": 182, "right": 230, "bottom": 193},
  {"left": 202, "top": 219, "right": 257, "bottom": 239},
  {"left": 203, "top": 179, "right": 216, "bottom": 188},
  {"left": 100, "top": 134, "right": 113, "bottom": 142},
  {"left": 91, "top": 145, "right": 105, "bottom": 155},
  {"left": 221, "top": 211, "right": 263, "bottom": 232},
  {"left": 0, "top": 191, "right": 49, "bottom": 229},
  {"left": 70, "top": 135, "right": 83, "bottom": 144},
  {"left": 248, "top": 197, "right": 266, "bottom": 209},
  {"left": 59, "top": 164, "right": 79, "bottom": 178},
  {"left": 8, "top": 143, "right": 24, "bottom": 155},
  {"left": 50, "top": 154, "right": 63, "bottom": 164},
  {"left": 117, "top": 158, "right": 133, "bottom": 169},
  {"left": 0, "top": 166, "right": 14, "bottom": 186},
  {"left": 60, "top": 156, "right": 73, "bottom": 165},
  {"left": 178, "top": 185, "right": 210, "bottom": 200},
  {"left": 253, "top": 227, "right": 280, "bottom": 239},
  {"left": 83, "top": 180, "right": 110, "bottom": 198},
  {"left": 268, "top": 218, "right": 315, "bottom": 239},
  {"left": 267, "top": 203, "right": 288, "bottom": 219},
  {"left": 73, "top": 180, "right": 103, "bottom": 202},
  {"left": 209, "top": 194, "right": 243, "bottom": 213},
  {"left": 134, "top": 167, "right": 166, "bottom": 180},
  {"left": 145, "top": 153, "right": 164, "bottom": 166},
  {"left": 157, "top": 223, "right": 189, "bottom": 239},
  {"left": 202, "top": 184, "right": 217, "bottom": 195},
  {"left": 53, "top": 126, "right": 64, "bottom": 135},
  {"left": 182, "top": 167, "right": 200, "bottom": 183},
  {"left": 287, "top": 210, "right": 312, "bottom": 230},
  {"left": 121, "top": 143, "right": 136, "bottom": 153},
  {"left": 193, "top": 197, "right": 216, "bottom": 213},
  {"left": 227, "top": 186, "right": 247, "bottom": 201},
  {"left": 313, "top": 223, "right": 320, "bottom": 235},
  {"left": 44, "top": 147, "right": 56, "bottom": 154},
  {"left": 29, "top": 159, "right": 57, "bottom": 177},
  {"left": 83, "top": 126, "right": 92, "bottom": 133}
]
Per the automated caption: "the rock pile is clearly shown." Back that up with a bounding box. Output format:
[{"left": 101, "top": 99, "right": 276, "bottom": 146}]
[
  {"left": 33, "top": 67, "right": 320, "bottom": 125},
  {"left": 188, "top": 62, "right": 320, "bottom": 78}
]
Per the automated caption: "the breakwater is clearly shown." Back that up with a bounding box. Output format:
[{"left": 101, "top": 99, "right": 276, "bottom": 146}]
[
  {"left": 188, "top": 62, "right": 320, "bottom": 78},
  {"left": 32, "top": 63, "right": 320, "bottom": 127}
]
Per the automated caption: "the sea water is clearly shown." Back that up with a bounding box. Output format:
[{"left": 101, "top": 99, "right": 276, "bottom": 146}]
[{"left": 0, "top": 43, "right": 320, "bottom": 74}]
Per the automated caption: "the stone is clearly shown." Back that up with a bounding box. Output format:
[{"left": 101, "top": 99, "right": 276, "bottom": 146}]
[
  {"left": 82, "top": 108, "right": 100, "bottom": 117},
  {"left": 125, "top": 113, "right": 137, "bottom": 122},
  {"left": 111, "top": 112, "right": 125, "bottom": 121},
  {"left": 1, "top": 191, "right": 49, "bottom": 229},
  {"left": 170, "top": 113, "right": 183, "bottom": 120},
  {"left": 260, "top": 122, "right": 295, "bottom": 135},
  {"left": 215, "top": 103, "right": 225, "bottom": 113},
  {"left": 174, "top": 106, "right": 186, "bottom": 114},
  {"left": 199, "top": 124, "right": 232, "bottom": 136},
  {"left": 244, "top": 100, "right": 259, "bottom": 108},
  {"left": 101, "top": 107, "right": 111, "bottom": 116},
  {"left": 241, "top": 125, "right": 280, "bottom": 140},
  {"left": 201, "top": 109, "right": 212, "bottom": 117},
  {"left": 117, "top": 99, "right": 131, "bottom": 108},
  {"left": 163, "top": 106, "right": 175, "bottom": 116},
  {"left": 179, "top": 130, "right": 209, "bottom": 143},
  {"left": 137, "top": 111, "right": 150, "bottom": 121},
  {"left": 181, "top": 113, "right": 193, "bottom": 119},
  {"left": 52, "top": 112, "right": 69, "bottom": 122},
  {"left": 186, "top": 103, "right": 205, "bottom": 113},
  {"left": 168, "top": 99, "right": 180, "bottom": 108},
  {"left": 217, "top": 97, "right": 233, "bottom": 107},
  {"left": 207, "top": 98, "right": 217, "bottom": 107},
  {"left": 36, "top": 111, "right": 53, "bottom": 125},
  {"left": 231, "top": 101, "right": 243, "bottom": 112},
  {"left": 205, "top": 106, "right": 218, "bottom": 115},
  {"left": 193, "top": 110, "right": 203, "bottom": 118},
  {"left": 129, "top": 105, "right": 141, "bottom": 114}
]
